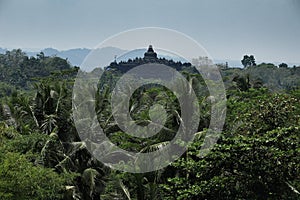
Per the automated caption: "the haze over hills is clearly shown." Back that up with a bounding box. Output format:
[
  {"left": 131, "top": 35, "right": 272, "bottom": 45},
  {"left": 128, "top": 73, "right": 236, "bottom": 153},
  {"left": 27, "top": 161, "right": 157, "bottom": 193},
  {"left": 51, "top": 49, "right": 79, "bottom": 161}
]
[
  {"left": 32, "top": 47, "right": 126, "bottom": 67},
  {"left": 0, "top": 47, "right": 299, "bottom": 68},
  {"left": 0, "top": 47, "right": 127, "bottom": 67}
]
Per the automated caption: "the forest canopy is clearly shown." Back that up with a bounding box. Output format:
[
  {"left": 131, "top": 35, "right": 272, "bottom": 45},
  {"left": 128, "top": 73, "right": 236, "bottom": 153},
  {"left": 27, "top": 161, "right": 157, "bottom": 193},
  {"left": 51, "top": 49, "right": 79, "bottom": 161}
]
[{"left": 0, "top": 49, "right": 299, "bottom": 199}]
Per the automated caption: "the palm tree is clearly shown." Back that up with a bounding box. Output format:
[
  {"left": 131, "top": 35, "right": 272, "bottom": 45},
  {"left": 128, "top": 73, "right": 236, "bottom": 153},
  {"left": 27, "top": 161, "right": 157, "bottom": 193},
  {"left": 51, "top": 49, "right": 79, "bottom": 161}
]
[{"left": 232, "top": 74, "right": 251, "bottom": 92}]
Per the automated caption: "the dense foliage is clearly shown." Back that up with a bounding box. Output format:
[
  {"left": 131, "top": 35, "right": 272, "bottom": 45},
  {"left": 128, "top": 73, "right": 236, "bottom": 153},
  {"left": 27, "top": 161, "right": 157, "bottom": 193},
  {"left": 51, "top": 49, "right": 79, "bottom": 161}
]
[
  {"left": 0, "top": 49, "right": 299, "bottom": 199},
  {"left": 0, "top": 49, "right": 78, "bottom": 95}
]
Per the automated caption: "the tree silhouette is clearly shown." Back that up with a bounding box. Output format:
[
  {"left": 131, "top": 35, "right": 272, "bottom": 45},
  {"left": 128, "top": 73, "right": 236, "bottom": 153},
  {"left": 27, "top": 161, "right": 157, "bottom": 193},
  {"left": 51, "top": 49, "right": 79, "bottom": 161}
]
[
  {"left": 279, "top": 63, "right": 288, "bottom": 68},
  {"left": 241, "top": 55, "right": 256, "bottom": 68}
]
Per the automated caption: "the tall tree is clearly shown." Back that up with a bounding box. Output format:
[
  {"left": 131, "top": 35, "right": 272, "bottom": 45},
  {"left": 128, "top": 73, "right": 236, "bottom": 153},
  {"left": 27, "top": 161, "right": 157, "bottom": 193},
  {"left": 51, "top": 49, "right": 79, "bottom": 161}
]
[
  {"left": 241, "top": 55, "right": 256, "bottom": 68},
  {"left": 279, "top": 63, "right": 288, "bottom": 68}
]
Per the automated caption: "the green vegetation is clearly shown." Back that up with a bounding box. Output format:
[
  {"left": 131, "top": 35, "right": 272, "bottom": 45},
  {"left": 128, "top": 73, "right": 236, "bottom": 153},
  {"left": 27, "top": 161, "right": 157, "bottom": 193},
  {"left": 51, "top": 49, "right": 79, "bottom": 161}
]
[
  {"left": 0, "top": 49, "right": 78, "bottom": 95},
  {"left": 241, "top": 55, "right": 256, "bottom": 68},
  {"left": 0, "top": 49, "right": 299, "bottom": 199}
]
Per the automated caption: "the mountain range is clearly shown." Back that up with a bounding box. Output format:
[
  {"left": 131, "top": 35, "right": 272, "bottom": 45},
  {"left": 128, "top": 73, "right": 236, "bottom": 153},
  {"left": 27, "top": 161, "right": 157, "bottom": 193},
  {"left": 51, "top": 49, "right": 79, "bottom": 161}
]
[
  {"left": 1, "top": 47, "right": 299, "bottom": 68},
  {"left": 0, "top": 47, "right": 127, "bottom": 67}
]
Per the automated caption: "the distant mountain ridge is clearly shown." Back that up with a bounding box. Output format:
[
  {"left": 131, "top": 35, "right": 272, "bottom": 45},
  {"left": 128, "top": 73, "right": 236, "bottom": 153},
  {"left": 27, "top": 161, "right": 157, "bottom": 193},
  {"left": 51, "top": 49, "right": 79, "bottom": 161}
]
[
  {"left": 0, "top": 47, "right": 244, "bottom": 68},
  {"left": 0, "top": 47, "right": 127, "bottom": 67},
  {"left": 29, "top": 47, "right": 126, "bottom": 67},
  {"left": 1, "top": 47, "right": 299, "bottom": 68}
]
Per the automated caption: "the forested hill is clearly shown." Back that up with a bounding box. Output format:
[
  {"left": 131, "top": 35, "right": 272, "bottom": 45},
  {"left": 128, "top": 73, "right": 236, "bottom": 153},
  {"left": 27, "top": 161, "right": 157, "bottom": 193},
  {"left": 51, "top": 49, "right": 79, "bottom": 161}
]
[
  {"left": 0, "top": 49, "right": 78, "bottom": 95},
  {"left": 221, "top": 63, "right": 300, "bottom": 92},
  {"left": 1, "top": 49, "right": 300, "bottom": 96},
  {"left": 0, "top": 48, "right": 299, "bottom": 199}
]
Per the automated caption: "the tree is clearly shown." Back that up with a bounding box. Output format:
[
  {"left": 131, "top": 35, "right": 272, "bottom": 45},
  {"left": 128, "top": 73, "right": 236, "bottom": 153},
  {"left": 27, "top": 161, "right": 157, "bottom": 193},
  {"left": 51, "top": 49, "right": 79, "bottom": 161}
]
[
  {"left": 0, "top": 124, "right": 76, "bottom": 200},
  {"left": 161, "top": 91, "right": 300, "bottom": 199},
  {"left": 232, "top": 74, "right": 251, "bottom": 91},
  {"left": 279, "top": 63, "right": 288, "bottom": 68},
  {"left": 0, "top": 152, "right": 75, "bottom": 200},
  {"left": 241, "top": 55, "right": 256, "bottom": 68}
]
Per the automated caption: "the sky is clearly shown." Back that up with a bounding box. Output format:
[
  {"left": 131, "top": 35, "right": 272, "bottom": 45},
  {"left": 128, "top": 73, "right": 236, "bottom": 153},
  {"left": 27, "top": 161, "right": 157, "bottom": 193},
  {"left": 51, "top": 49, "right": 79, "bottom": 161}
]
[{"left": 0, "top": 0, "right": 300, "bottom": 64}]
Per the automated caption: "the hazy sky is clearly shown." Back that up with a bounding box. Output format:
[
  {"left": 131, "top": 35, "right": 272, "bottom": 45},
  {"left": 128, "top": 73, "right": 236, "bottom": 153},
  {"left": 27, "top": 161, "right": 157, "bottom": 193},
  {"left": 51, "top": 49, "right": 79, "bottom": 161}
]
[{"left": 0, "top": 0, "right": 299, "bottom": 63}]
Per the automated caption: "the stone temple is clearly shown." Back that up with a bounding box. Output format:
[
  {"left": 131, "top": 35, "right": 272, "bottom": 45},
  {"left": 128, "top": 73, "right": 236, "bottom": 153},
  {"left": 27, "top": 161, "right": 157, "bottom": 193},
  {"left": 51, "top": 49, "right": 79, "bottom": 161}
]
[{"left": 105, "top": 45, "right": 194, "bottom": 73}]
